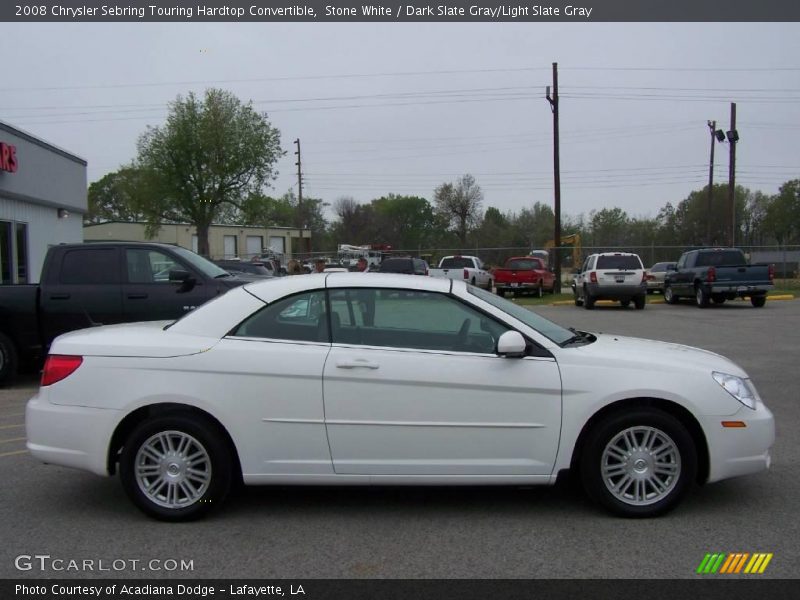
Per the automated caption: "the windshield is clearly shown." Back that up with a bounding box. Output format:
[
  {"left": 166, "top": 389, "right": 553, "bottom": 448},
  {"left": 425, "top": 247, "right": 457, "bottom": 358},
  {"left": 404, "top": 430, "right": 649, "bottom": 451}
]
[
  {"left": 467, "top": 285, "right": 573, "bottom": 345},
  {"left": 172, "top": 246, "right": 230, "bottom": 278}
]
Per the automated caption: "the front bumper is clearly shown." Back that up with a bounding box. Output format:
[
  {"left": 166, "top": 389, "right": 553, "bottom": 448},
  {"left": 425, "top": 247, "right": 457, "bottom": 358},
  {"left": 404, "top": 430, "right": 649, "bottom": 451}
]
[
  {"left": 26, "top": 395, "right": 121, "bottom": 477},
  {"left": 703, "top": 401, "right": 775, "bottom": 483}
]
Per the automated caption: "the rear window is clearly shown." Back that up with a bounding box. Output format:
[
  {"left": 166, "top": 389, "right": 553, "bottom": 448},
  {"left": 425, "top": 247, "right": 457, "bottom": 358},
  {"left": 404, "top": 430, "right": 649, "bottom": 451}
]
[
  {"left": 379, "top": 258, "right": 413, "bottom": 273},
  {"left": 440, "top": 257, "right": 474, "bottom": 269},
  {"left": 649, "top": 263, "right": 673, "bottom": 272},
  {"left": 596, "top": 255, "right": 643, "bottom": 270},
  {"left": 695, "top": 250, "right": 746, "bottom": 267},
  {"left": 505, "top": 259, "right": 540, "bottom": 270}
]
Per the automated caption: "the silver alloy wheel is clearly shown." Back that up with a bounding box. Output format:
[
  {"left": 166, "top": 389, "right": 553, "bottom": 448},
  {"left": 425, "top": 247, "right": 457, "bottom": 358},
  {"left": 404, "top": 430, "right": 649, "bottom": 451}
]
[
  {"left": 601, "top": 426, "right": 681, "bottom": 506},
  {"left": 664, "top": 286, "right": 673, "bottom": 303},
  {"left": 134, "top": 430, "right": 212, "bottom": 509}
]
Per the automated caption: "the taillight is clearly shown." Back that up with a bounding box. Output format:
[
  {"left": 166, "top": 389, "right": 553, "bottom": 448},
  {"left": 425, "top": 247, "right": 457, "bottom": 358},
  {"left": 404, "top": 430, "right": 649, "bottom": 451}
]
[
  {"left": 41, "top": 355, "right": 83, "bottom": 387},
  {"left": 590, "top": 272, "right": 597, "bottom": 283},
  {"left": 464, "top": 268, "right": 469, "bottom": 279},
  {"left": 707, "top": 266, "right": 716, "bottom": 283},
  {"left": 642, "top": 272, "right": 649, "bottom": 283},
  {"left": 768, "top": 264, "right": 774, "bottom": 282}
]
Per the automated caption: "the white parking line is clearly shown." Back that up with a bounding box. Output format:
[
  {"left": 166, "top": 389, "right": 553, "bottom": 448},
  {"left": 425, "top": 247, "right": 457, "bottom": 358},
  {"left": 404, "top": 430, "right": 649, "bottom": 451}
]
[
  {"left": 0, "top": 449, "right": 27, "bottom": 458},
  {"left": 0, "top": 437, "right": 26, "bottom": 445}
]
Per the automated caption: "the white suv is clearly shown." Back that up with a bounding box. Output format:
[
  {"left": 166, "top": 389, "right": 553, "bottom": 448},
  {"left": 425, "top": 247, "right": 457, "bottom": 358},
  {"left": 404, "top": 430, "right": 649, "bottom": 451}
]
[{"left": 572, "top": 252, "right": 647, "bottom": 309}]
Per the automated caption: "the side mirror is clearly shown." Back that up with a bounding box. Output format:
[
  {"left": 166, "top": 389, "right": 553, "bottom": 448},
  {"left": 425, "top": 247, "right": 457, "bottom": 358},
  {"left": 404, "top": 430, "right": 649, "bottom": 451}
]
[
  {"left": 169, "top": 269, "right": 191, "bottom": 282},
  {"left": 497, "top": 331, "right": 526, "bottom": 358}
]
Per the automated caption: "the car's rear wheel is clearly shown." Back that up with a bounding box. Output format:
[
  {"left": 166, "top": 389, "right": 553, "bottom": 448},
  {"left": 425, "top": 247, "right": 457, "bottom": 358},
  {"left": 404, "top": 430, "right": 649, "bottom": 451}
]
[
  {"left": 695, "top": 285, "right": 710, "bottom": 308},
  {"left": 583, "top": 287, "right": 596, "bottom": 310},
  {"left": 751, "top": 295, "right": 767, "bottom": 308},
  {"left": 664, "top": 284, "right": 678, "bottom": 305},
  {"left": 120, "top": 415, "right": 234, "bottom": 521},
  {"left": 621, "top": 300, "right": 631, "bottom": 308},
  {"left": 580, "top": 409, "right": 696, "bottom": 517},
  {"left": 634, "top": 295, "right": 646, "bottom": 310},
  {"left": 712, "top": 294, "right": 726, "bottom": 305}
]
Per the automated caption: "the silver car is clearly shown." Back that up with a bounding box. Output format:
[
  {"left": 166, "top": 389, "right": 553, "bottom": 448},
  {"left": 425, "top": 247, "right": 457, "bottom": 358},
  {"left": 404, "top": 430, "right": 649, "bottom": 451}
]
[{"left": 646, "top": 262, "right": 677, "bottom": 294}]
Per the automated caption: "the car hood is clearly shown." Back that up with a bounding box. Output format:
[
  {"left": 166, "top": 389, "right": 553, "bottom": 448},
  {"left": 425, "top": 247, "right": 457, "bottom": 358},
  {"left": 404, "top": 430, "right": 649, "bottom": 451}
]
[
  {"left": 49, "top": 321, "right": 219, "bottom": 358},
  {"left": 569, "top": 332, "right": 747, "bottom": 378}
]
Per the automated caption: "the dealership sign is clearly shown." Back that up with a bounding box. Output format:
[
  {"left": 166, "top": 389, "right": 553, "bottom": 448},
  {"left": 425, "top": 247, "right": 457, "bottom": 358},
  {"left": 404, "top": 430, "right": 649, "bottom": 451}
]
[{"left": 0, "top": 142, "right": 18, "bottom": 173}]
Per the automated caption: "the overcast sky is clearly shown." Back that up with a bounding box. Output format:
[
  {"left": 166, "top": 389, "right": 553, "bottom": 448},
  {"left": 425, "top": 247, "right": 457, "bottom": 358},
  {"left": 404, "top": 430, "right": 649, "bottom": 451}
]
[{"left": 2, "top": 22, "right": 799, "bottom": 222}]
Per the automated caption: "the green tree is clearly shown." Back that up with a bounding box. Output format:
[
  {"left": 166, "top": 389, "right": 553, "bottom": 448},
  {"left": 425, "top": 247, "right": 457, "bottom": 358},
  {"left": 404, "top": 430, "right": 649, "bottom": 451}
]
[
  {"left": 763, "top": 179, "right": 800, "bottom": 245},
  {"left": 433, "top": 174, "right": 484, "bottom": 246},
  {"left": 134, "top": 88, "right": 284, "bottom": 256},
  {"left": 85, "top": 166, "right": 149, "bottom": 225},
  {"left": 370, "top": 194, "right": 437, "bottom": 251}
]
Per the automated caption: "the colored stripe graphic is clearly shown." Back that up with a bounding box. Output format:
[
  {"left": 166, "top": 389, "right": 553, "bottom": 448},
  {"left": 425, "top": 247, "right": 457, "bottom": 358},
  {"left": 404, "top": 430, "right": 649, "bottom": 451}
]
[{"left": 698, "top": 552, "right": 772, "bottom": 574}]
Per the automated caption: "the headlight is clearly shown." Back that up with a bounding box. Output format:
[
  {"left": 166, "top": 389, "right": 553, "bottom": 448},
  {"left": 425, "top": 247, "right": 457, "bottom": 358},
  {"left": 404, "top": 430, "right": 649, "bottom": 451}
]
[{"left": 712, "top": 371, "right": 758, "bottom": 410}]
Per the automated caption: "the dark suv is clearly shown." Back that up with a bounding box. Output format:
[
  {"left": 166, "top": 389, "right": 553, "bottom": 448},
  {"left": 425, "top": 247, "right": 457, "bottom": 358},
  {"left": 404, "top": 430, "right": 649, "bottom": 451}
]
[{"left": 378, "top": 257, "right": 429, "bottom": 275}]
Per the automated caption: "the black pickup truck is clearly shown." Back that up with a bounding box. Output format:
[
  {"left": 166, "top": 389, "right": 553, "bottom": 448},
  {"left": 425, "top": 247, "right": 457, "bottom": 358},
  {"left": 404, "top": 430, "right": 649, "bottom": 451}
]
[
  {"left": 0, "top": 242, "right": 250, "bottom": 384},
  {"left": 663, "top": 248, "right": 774, "bottom": 308}
]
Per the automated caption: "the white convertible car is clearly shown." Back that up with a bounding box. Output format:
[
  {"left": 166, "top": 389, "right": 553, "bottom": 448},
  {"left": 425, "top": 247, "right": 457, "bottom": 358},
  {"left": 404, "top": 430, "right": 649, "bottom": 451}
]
[{"left": 26, "top": 274, "right": 774, "bottom": 520}]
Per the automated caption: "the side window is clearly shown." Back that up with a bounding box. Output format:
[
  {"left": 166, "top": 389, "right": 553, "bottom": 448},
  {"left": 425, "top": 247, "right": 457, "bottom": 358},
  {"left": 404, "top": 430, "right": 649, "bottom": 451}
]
[
  {"left": 60, "top": 249, "right": 119, "bottom": 284},
  {"left": 232, "top": 290, "right": 328, "bottom": 343},
  {"left": 329, "top": 288, "right": 509, "bottom": 354},
  {"left": 126, "top": 249, "right": 183, "bottom": 283}
]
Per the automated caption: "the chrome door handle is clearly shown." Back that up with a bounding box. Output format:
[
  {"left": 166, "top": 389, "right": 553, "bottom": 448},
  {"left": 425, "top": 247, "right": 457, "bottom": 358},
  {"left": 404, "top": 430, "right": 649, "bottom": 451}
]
[{"left": 336, "top": 359, "right": 380, "bottom": 370}]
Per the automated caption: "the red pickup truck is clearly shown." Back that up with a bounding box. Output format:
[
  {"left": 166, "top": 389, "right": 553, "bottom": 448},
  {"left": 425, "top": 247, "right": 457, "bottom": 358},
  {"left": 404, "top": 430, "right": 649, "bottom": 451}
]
[{"left": 493, "top": 256, "right": 556, "bottom": 297}]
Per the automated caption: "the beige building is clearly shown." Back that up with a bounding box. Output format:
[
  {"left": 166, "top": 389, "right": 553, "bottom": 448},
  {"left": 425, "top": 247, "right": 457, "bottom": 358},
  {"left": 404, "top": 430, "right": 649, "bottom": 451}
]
[{"left": 84, "top": 222, "right": 311, "bottom": 261}]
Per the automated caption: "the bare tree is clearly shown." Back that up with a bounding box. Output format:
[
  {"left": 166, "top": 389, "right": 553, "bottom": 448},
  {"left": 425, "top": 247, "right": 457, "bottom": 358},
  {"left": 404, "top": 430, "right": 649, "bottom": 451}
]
[{"left": 433, "top": 174, "right": 484, "bottom": 245}]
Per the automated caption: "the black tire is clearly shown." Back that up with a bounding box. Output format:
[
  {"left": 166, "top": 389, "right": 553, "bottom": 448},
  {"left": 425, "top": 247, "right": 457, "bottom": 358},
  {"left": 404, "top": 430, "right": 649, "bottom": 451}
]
[
  {"left": 751, "top": 295, "right": 767, "bottom": 308},
  {"left": 573, "top": 286, "right": 583, "bottom": 307},
  {"left": 485, "top": 279, "right": 493, "bottom": 292},
  {"left": 470, "top": 277, "right": 476, "bottom": 287},
  {"left": 634, "top": 295, "right": 646, "bottom": 310},
  {"left": 584, "top": 287, "right": 596, "bottom": 310},
  {"left": 712, "top": 294, "right": 726, "bottom": 305},
  {"left": 580, "top": 408, "right": 697, "bottom": 518},
  {"left": 0, "top": 332, "right": 19, "bottom": 387},
  {"left": 695, "top": 285, "right": 710, "bottom": 308},
  {"left": 621, "top": 300, "right": 631, "bottom": 308},
  {"left": 646, "top": 289, "right": 654, "bottom": 295},
  {"left": 664, "top": 284, "right": 678, "bottom": 305},
  {"left": 497, "top": 289, "right": 505, "bottom": 298},
  {"left": 120, "top": 414, "right": 235, "bottom": 521},
  {"left": 536, "top": 282, "right": 544, "bottom": 298}
]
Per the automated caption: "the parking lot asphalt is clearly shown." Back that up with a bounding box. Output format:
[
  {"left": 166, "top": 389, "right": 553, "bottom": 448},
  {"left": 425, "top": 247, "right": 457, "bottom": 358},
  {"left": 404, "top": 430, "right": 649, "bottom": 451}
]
[{"left": 1, "top": 300, "right": 798, "bottom": 579}]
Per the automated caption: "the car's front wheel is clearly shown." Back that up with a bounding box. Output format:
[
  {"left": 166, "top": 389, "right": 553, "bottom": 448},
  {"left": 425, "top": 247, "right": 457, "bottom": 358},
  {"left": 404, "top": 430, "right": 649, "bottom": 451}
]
[
  {"left": 751, "top": 295, "right": 767, "bottom": 308},
  {"left": 120, "top": 414, "right": 234, "bottom": 521},
  {"left": 580, "top": 409, "right": 697, "bottom": 518}
]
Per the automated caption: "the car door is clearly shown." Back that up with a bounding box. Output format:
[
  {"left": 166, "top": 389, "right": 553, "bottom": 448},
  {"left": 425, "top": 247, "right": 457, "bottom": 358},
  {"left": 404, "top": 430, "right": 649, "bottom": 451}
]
[
  {"left": 122, "top": 247, "right": 213, "bottom": 321},
  {"left": 39, "top": 247, "right": 124, "bottom": 344},
  {"left": 322, "top": 287, "right": 562, "bottom": 476},
  {"left": 215, "top": 289, "right": 333, "bottom": 475}
]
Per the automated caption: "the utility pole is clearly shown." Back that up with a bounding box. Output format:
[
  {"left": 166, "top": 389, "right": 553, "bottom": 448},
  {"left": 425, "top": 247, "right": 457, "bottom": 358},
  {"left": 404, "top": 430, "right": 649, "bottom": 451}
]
[
  {"left": 546, "top": 62, "right": 562, "bottom": 293},
  {"left": 294, "top": 138, "right": 305, "bottom": 251},
  {"left": 726, "top": 103, "right": 737, "bottom": 247},
  {"left": 706, "top": 120, "right": 717, "bottom": 245}
]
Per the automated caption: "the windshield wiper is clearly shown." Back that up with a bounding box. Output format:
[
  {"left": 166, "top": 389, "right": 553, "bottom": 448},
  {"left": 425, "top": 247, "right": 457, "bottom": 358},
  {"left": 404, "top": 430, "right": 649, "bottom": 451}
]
[{"left": 561, "top": 327, "right": 594, "bottom": 347}]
